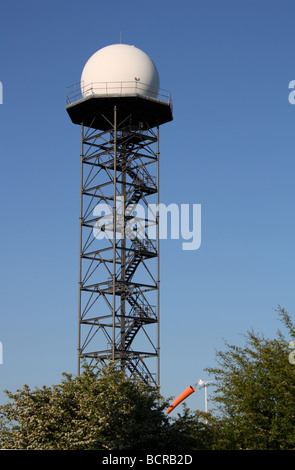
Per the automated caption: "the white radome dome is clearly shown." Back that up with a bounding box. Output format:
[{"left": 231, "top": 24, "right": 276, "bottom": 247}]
[{"left": 81, "top": 44, "right": 160, "bottom": 99}]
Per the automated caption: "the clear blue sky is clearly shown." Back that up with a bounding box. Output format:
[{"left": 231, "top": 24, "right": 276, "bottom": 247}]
[{"left": 1, "top": 0, "right": 295, "bottom": 415}]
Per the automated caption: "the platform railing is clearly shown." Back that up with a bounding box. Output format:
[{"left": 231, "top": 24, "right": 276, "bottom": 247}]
[{"left": 66, "top": 80, "right": 172, "bottom": 107}]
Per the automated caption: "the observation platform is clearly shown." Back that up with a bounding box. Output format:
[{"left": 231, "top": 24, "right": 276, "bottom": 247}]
[{"left": 65, "top": 81, "right": 173, "bottom": 131}]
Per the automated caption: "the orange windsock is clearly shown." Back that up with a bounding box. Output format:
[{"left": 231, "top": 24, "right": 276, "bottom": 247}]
[{"left": 166, "top": 385, "right": 196, "bottom": 414}]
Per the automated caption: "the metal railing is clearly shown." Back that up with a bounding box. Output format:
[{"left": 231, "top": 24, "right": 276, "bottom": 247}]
[{"left": 66, "top": 80, "right": 172, "bottom": 107}]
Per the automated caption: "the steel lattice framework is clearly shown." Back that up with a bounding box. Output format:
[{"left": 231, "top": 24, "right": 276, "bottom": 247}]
[{"left": 66, "top": 94, "right": 173, "bottom": 386}]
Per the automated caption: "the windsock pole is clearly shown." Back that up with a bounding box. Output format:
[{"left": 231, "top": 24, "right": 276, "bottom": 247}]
[{"left": 166, "top": 385, "right": 196, "bottom": 414}]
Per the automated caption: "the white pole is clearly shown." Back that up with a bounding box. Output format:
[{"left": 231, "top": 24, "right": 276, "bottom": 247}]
[{"left": 198, "top": 379, "right": 212, "bottom": 423}]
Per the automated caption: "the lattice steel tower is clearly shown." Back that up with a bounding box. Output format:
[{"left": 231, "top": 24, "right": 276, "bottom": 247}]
[{"left": 66, "top": 44, "right": 173, "bottom": 386}]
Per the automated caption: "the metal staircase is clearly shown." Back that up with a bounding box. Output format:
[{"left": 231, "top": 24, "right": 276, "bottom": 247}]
[
  {"left": 78, "top": 122, "right": 160, "bottom": 386},
  {"left": 123, "top": 237, "right": 156, "bottom": 283},
  {"left": 115, "top": 285, "right": 156, "bottom": 351}
]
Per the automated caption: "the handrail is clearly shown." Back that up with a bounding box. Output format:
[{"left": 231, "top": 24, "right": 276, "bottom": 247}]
[{"left": 66, "top": 80, "right": 172, "bottom": 107}]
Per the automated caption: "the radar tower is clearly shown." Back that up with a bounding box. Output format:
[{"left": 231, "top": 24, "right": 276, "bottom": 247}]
[{"left": 66, "top": 44, "right": 173, "bottom": 386}]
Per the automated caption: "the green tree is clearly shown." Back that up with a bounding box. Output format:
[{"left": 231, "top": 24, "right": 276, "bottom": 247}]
[
  {"left": 0, "top": 362, "right": 171, "bottom": 450},
  {"left": 167, "top": 406, "right": 220, "bottom": 450},
  {"left": 206, "top": 307, "right": 295, "bottom": 449},
  {"left": 0, "top": 360, "right": 219, "bottom": 450}
]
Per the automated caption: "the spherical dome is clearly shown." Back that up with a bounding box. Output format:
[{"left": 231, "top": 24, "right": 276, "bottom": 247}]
[{"left": 81, "top": 44, "right": 160, "bottom": 99}]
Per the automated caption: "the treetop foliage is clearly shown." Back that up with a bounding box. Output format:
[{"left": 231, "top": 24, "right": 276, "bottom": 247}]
[{"left": 1, "top": 306, "right": 295, "bottom": 450}]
